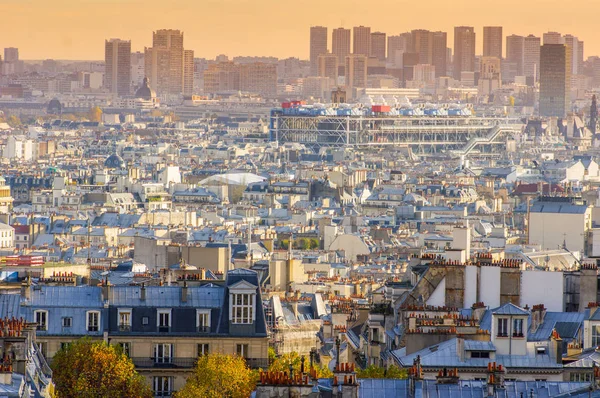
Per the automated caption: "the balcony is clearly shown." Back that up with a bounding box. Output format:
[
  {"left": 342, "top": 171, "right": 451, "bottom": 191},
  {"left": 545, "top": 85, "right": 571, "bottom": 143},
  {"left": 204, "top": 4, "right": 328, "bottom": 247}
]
[
  {"left": 197, "top": 326, "right": 210, "bottom": 333},
  {"left": 131, "top": 357, "right": 196, "bottom": 369},
  {"left": 119, "top": 324, "right": 131, "bottom": 332},
  {"left": 158, "top": 326, "right": 170, "bottom": 333}
]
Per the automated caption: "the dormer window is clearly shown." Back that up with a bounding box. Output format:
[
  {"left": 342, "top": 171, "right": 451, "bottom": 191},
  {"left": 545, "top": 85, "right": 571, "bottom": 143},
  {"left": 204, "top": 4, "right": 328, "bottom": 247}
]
[
  {"left": 232, "top": 293, "right": 254, "bottom": 324},
  {"left": 513, "top": 319, "right": 524, "bottom": 337},
  {"left": 497, "top": 318, "right": 508, "bottom": 337}
]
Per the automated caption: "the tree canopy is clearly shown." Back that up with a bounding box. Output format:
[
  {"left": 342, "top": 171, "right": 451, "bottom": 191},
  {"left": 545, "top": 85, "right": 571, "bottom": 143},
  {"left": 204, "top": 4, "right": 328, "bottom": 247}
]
[
  {"left": 268, "top": 351, "right": 333, "bottom": 378},
  {"left": 356, "top": 364, "right": 407, "bottom": 379},
  {"left": 175, "top": 353, "right": 257, "bottom": 398},
  {"left": 51, "top": 338, "right": 152, "bottom": 398}
]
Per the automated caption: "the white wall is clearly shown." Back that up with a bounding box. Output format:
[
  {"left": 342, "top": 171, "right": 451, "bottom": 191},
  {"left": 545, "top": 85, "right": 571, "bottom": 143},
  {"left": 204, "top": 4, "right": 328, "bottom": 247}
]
[
  {"left": 520, "top": 271, "right": 564, "bottom": 311},
  {"left": 464, "top": 266, "right": 478, "bottom": 308},
  {"left": 426, "top": 277, "right": 446, "bottom": 307},
  {"left": 480, "top": 266, "right": 501, "bottom": 308}
]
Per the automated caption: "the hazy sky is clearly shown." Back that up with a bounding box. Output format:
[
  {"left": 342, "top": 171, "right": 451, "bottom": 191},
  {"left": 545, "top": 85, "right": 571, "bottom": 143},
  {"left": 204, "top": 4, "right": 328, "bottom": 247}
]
[{"left": 2, "top": 0, "right": 599, "bottom": 60}]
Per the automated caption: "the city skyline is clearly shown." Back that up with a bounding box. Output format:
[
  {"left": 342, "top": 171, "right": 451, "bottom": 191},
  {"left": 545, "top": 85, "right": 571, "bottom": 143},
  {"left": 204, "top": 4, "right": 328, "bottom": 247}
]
[{"left": 1, "top": 0, "right": 599, "bottom": 60}]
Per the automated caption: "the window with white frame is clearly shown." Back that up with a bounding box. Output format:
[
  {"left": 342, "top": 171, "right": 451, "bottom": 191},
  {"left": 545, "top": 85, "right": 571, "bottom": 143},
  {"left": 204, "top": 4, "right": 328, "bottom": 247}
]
[
  {"left": 513, "top": 318, "right": 524, "bottom": 337},
  {"left": 118, "top": 309, "right": 132, "bottom": 331},
  {"left": 154, "top": 344, "right": 173, "bottom": 364},
  {"left": 153, "top": 376, "right": 173, "bottom": 397},
  {"left": 118, "top": 342, "right": 131, "bottom": 357},
  {"left": 231, "top": 293, "right": 254, "bottom": 324},
  {"left": 197, "top": 309, "right": 211, "bottom": 332},
  {"left": 198, "top": 343, "right": 209, "bottom": 356},
  {"left": 497, "top": 317, "right": 508, "bottom": 337},
  {"left": 593, "top": 324, "right": 600, "bottom": 347},
  {"left": 157, "top": 309, "right": 171, "bottom": 332},
  {"left": 86, "top": 311, "right": 100, "bottom": 332},
  {"left": 236, "top": 343, "right": 249, "bottom": 358},
  {"left": 34, "top": 310, "right": 48, "bottom": 331},
  {"left": 62, "top": 317, "right": 72, "bottom": 328}
]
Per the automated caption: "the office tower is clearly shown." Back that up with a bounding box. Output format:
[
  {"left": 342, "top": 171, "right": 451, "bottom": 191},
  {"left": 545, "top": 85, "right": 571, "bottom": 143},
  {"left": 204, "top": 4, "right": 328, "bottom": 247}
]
[
  {"left": 506, "top": 35, "right": 524, "bottom": 76},
  {"left": 432, "top": 31, "right": 448, "bottom": 77},
  {"left": 310, "top": 26, "right": 328, "bottom": 75},
  {"left": 345, "top": 54, "right": 368, "bottom": 97},
  {"left": 3, "top": 48, "right": 18, "bottom": 63},
  {"left": 479, "top": 56, "right": 502, "bottom": 95},
  {"left": 483, "top": 26, "right": 503, "bottom": 59},
  {"left": 402, "top": 52, "right": 420, "bottom": 83},
  {"left": 411, "top": 29, "right": 433, "bottom": 64},
  {"left": 318, "top": 53, "right": 339, "bottom": 83},
  {"left": 543, "top": 32, "right": 563, "bottom": 45},
  {"left": 240, "top": 62, "right": 277, "bottom": 97},
  {"left": 563, "top": 35, "right": 579, "bottom": 75},
  {"left": 453, "top": 26, "right": 476, "bottom": 80},
  {"left": 540, "top": 44, "right": 571, "bottom": 117},
  {"left": 183, "top": 50, "right": 194, "bottom": 96},
  {"left": 144, "top": 29, "right": 186, "bottom": 95},
  {"left": 353, "top": 26, "right": 371, "bottom": 56},
  {"left": 203, "top": 62, "right": 240, "bottom": 93},
  {"left": 370, "top": 32, "right": 386, "bottom": 61},
  {"left": 578, "top": 40, "right": 584, "bottom": 75},
  {"left": 332, "top": 28, "right": 351, "bottom": 63},
  {"left": 387, "top": 33, "right": 411, "bottom": 67},
  {"left": 524, "top": 35, "right": 541, "bottom": 81},
  {"left": 104, "top": 39, "right": 131, "bottom": 96},
  {"left": 131, "top": 52, "right": 145, "bottom": 88}
]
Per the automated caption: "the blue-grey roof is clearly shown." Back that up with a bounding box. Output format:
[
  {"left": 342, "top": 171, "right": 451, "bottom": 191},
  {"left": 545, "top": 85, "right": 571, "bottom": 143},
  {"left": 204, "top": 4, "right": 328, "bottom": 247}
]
[
  {"left": 109, "top": 285, "right": 224, "bottom": 308},
  {"left": 493, "top": 303, "right": 529, "bottom": 316},
  {"left": 463, "top": 340, "right": 495, "bottom": 351},
  {"left": 528, "top": 312, "right": 584, "bottom": 342}
]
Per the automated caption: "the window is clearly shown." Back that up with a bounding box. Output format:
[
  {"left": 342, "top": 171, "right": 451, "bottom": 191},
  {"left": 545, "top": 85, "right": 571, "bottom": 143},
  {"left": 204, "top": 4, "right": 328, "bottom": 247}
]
[
  {"left": 470, "top": 351, "right": 490, "bottom": 358},
  {"left": 34, "top": 310, "right": 48, "bottom": 331},
  {"left": 536, "top": 347, "right": 547, "bottom": 355},
  {"left": 157, "top": 310, "right": 171, "bottom": 332},
  {"left": 118, "top": 309, "right": 131, "bottom": 332},
  {"left": 86, "top": 311, "right": 100, "bottom": 332},
  {"left": 197, "top": 310, "right": 211, "bottom": 332},
  {"left": 513, "top": 318, "right": 524, "bottom": 337},
  {"left": 37, "top": 342, "right": 47, "bottom": 358},
  {"left": 497, "top": 318, "right": 508, "bottom": 337},
  {"left": 61, "top": 317, "right": 72, "bottom": 328},
  {"left": 154, "top": 344, "right": 173, "bottom": 364},
  {"left": 60, "top": 342, "right": 71, "bottom": 350},
  {"left": 153, "top": 376, "right": 173, "bottom": 397},
  {"left": 142, "top": 316, "right": 149, "bottom": 326},
  {"left": 236, "top": 344, "right": 249, "bottom": 358},
  {"left": 117, "top": 342, "right": 131, "bottom": 357},
  {"left": 198, "top": 343, "right": 209, "bottom": 356},
  {"left": 231, "top": 294, "right": 254, "bottom": 324},
  {"left": 592, "top": 324, "right": 600, "bottom": 347}
]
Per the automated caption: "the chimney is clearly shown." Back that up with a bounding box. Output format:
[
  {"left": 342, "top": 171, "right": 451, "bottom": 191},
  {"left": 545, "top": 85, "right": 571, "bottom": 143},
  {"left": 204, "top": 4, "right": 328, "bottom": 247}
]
[
  {"left": 456, "top": 337, "right": 465, "bottom": 362},
  {"left": 181, "top": 281, "right": 188, "bottom": 303},
  {"left": 530, "top": 304, "right": 546, "bottom": 333},
  {"left": 486, "top": 362, "right": 505, "bottom": 397},
  {"left": 101, "top": 277, "right": 110, "bottom": 303},
  {"left": 20, "top": 274, "right": 31, "bottom": 301},
  {"left": 435, "top": 367, "right": 460, "bottom": 385},
  {"left": 550, "top": 329, "right": 563, "bottom": 365},
  {"left": 140, "top": 283, "right": 146, "bottom": 301}
]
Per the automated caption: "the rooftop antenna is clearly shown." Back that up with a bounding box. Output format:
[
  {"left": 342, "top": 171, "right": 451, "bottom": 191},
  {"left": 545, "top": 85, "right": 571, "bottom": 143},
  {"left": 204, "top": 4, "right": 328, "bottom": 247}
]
[{"left": 87, "top": 217, "right": 92, "bottom": 266}]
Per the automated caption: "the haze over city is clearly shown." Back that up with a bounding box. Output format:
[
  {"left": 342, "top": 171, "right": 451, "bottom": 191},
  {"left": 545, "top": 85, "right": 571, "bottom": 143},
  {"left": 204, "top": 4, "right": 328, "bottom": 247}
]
[{"left": 2, "top": 0, "right": 599, "bottom": 59}]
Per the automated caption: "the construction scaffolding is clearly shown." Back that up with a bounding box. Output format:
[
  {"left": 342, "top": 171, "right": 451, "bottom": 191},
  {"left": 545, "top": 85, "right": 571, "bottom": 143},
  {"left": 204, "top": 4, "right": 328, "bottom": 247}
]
[{"left": 270, "top": 321, "right": 321, "bottom": 357}]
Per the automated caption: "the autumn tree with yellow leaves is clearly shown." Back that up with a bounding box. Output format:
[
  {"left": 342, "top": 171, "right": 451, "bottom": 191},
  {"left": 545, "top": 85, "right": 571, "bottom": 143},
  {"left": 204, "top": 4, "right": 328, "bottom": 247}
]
[
  {"left": 88, "top": 106, "right": 103, "bottom": 122},
  {"left": 51, "top": 338, "right": 152, "bottom": 398},
  {"left": 268, "top": 351, "right": 333, "bottom": 378},
  {"left": 175, "top": 353, "right": 258, "bottom": 398}
]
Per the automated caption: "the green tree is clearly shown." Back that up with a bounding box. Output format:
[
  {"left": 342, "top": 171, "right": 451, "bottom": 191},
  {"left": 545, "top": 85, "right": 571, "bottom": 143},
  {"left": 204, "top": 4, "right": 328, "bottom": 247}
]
[
  {"left": 6, "top": 115, "right": 21, "bottom": 127},
  {"left": 280, "top": 239, "right": 290, "bottom": 250},
  {"left": 297, "top": 238, "right": 309, "bottom": 250},
  {"left": 89, "top": 106, "right": 103, "bottom": 122},
  {"left": 269, "top": 352, "right": 333, "bottom": 378},
  {"left": 356, "top": 364, "right": 407, "bottom": 379},
  {"left": 175, "top": 353, "right": 258, "bottom": 398},
  {"left": 51, "top": 338, "right": 152, "bottom": 398},
  {"left": 308, "top": 238, "right": 320, "bottom": 250}
]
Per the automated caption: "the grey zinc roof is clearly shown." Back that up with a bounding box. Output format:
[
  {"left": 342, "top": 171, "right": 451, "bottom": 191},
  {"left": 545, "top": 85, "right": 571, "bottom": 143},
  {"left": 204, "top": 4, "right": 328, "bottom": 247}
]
[
  {"left": 463, "top": 340, "right": 495, "bottom": 351},
  {"left": 0, "top": 294, "right": 22, "bottom": 318},
  {"left": 31, "top": 286, "right": 103, "bottom": 308},
  {"left": 528, "top": 311, "right": 584, "bottom": 342},
  {"left": 493, "top": 303, "right": 529, "bottom": 316},
  {"left": 108, "top": 285, "right": 224, "bottom": 308},
  {"left": 530, "top": 203, "right": 589, "bottom": 214}
]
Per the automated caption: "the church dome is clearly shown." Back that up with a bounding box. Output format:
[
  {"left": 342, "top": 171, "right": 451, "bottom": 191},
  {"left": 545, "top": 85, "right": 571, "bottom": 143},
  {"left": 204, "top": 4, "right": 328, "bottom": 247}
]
[
  {"left": 47, "top": 98, "right": 62, "bottom": 114},
  {"left": 135, "top": 77, "right": 156, "bottom": 100},
  {"left": 105, "top": 154, "right": 125, "bottom": 169}
]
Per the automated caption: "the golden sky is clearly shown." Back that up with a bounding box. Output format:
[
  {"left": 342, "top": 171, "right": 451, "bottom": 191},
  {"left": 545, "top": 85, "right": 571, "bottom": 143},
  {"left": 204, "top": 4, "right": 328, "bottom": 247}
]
[{"left": 2, "top": 0, "right": 599, "bottom": 60}]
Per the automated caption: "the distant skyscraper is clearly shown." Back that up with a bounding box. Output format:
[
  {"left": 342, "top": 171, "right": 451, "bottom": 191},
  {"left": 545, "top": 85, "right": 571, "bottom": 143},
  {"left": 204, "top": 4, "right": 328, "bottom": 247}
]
[
  {"left": 411, "top": 30, "right": 433, "bottom": 64},
  {"left": 453, "top": 26, "right": 476, "bottom": 80},
  {"left": 240, "top": 62, "right": 277, "bottom": 97},
  {"left": 432, "top": 31, "right": 448, "bottom": 77},
  {"left": 524, "top": 35, "right": 541, "bottom": 81},
  {"left": 483, "top": 26, "right": 503, "bottom": 59},
  {"left": 387, "top": 33, "right": 411, "bottom": 67},
  {"left": 578, "top": 40, "right": 584, "bottom": 75},
  {"left": 318, "top": 53, "right": 339, "bottom": 83},
  {"left": 332, "top": 28, "right": 351, "bottom": 63},
  {"left": 345, "top": 54, "right": 368, "bottom": 97},
  {"left": 130, "top": 52, "right": 145, "bottom": 88},
  {"left": 506, "top": 35, "right": 524, "bottom": 76},
  {"left": 3, "top": 48, "right": 18, "bottom": 63},
  {"left": 543, "top": 32, "right": 563, "bottom": 45},
  {"left": 540, "top": 44, "right": 571, "bottom": 117},
  {"left": 203, "top": 61, "right": 240, "bottom": 93},
  {"left": 183, "top": 49, "right": 194, "bottom": 96},
  {"left": 563, "top": 35, "right": 579, "bottom": 75},
  {"left": 104, "top": 39, "right": 131, "bottom": 96},
  {"left": 144, "top": 29, "right": 187, "bottom": 95},
  {"left": 370, "top": 32, "right": 386, "bottom": 61},
  {"left": 353, "top": 26, "right": 371, "bottom": 56},
  {"left": 310, "top": 26, "right": 328, "bottom": 75}
]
